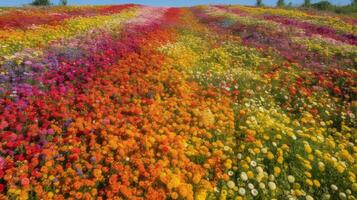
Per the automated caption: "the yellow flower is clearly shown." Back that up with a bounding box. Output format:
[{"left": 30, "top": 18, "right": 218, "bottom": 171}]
[
  {"left": 318, "top": 162, "right": 325, "bottom": 171},
  {"left": 253, "top": 148, "right": 260, "bottom": 154},
  {"left": 336, "top": 164, "right": 345, "bottom": 173},
  {"left": 313, "top": 180, "right": 321, "bottom": 187},
  {"left": 108, "top": 136, "right": 118, "bottom": 150},
  {"left": 224, "top": 159, "right": 233, "bottom": 169},
  {"left": 306, "top": 179, "right": 313, "bottom": 186},
  {"left": 304, "top": 172, "right": 312, "bottom": 178},
  {"left": 195, "top": 190, "right": 207, "bottom": 200},
  {"left": 267, "top": 152, "right": 274, "bottom": 160},
  {"left": 48, "top": 192, "right": 54, "bottom": 199},
  {"left": 274, "top": 167, "right": 281, "bottom": 176},
  {"left": 247, "top": 171, "right": 254, "bottom": 179},
  {"left": 201, "top": 109, "right": 215, "bottom": 127},
  {"left": 281, "top": 144, "right": 289, "bottom": 150},
  {"left": 168, "top": 175, "right": 181, "bottom": 190},
  {"left": 93, "top": 169, "right": 102, "bottom": 179},
  {"left": 327, "top": 140, "right": 336, "bottom": 149},
  {"left": 352, "top": 183, "right": 357, "bottom": 192},
  {"left": 242, "top": 163, "right": 250, "bottom": 170},
  {"left": 294, "top": 189, "right": 304, "bottom": 196},
  {"left": 277, "top": 156, "right": 284, "bottom": 164},
  {"left": 304, "top": 144, "right": 312, "bottom": 154},
  {"left": 220, "top": 189, "right": 227, "bottom": 200}
]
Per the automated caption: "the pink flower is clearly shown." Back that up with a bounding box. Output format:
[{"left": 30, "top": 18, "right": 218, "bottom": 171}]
[{"left": 0, "top": 156, "right": 6, "bottom": 170}]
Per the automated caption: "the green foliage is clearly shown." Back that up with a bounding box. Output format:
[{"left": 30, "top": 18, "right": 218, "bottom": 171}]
[
  {"left": 303, "top": 0, "right": 311, "bottom": 7},
  {"left": 334, "top": 4, "right": 357, "bottom": 15},
  {"left": 30, "top": 0, "right": 51, "bottom": 6},
  {"left": 60, "top": 0, "right": 68, "bottom": 6},
  {"left": 256, "top": 0, "right": 264, "bottom": 7},
  {"left": 277, "top": 0, "right": 286, "bottom": 7},
  {"left": 302, "top": 0, "right": 357, "bottom": 16},
  {"left": 311, "top": 1, "right": 333, "bottom": 10}
]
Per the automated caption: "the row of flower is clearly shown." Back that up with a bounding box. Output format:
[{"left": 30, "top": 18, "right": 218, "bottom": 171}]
[
  {"left": 0, "top": 4, "right": 356, "bottom": 200},
  {"left": 0, "top": 5, "right": 136, "bottom": 30},
  {"left": 0, "top": 6, "right": 138, "bottom": 61},
  {"left": 160, "top": 5, "right": 356, "bottom": 199}
]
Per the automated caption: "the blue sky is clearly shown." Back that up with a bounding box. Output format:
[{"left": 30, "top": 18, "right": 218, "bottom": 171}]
[{"left": 0, "top": 0, "right": 352, "bottom": 7}]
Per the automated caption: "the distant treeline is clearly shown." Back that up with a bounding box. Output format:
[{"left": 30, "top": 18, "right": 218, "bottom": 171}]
[
  {"left": 29, "top": 0, "right": 356, "bottom": 16},
  {"left": 30, "top": 0, "right": 67, "bottom": 6},
  {"left": 257, "top": 0, "right": 357, "bottom": 16}
]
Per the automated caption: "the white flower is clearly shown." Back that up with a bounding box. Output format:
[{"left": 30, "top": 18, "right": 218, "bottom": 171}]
[
  {"left": 346, "top": 189, "right": 351, "bottom": 195},
  {"left": 306, "top": 195, "right": 314, "bottom": 200},
  {"left": 331, "top": 184, "right": 338, "bottom": 191},
  {"left": 322, "top": 194, "right": 331, "bottom": 200},
  {"left": 251, "top": 189, "right": 258, "bottom": 196},
  {"left": 224, "top": 146, "right": 230, "bottom": 151},
  {"left": 256, "top": 166, "right": 263, "bottom": 173},
  {"left": 248, "top": 183, "right": 254, "bottom": 189},
  {"left": 227, "top": 181, "right": 235, "bottom": 189},
  {"left": 288, "top": 175, "right": 295, "bottom": 183},
  {"left": 238, "top": 188, "right": 246, "bottom": 196},
  {"left": 250, "top": 161, "right": 257, "bottom": 167},
  {"left": 272, "top": 142, "right": 277, "bottom": 147},
  {"left": 268, "top": 182, "right": 277, "bottom": 190},
  {"left": 237, "top": 153, "right": 242, "bottom": 159},
  {"left": 261, "top": 148, "right": 268, "bottom": 153},
  {"left": 339, "top": 192, "right": 347, "bottom": 199},
  {"left": 259, "top": 183, "right": 265, "bottom": 189},
  {"left": 240, "top": 172, "right": 248, "bottom": 181}
]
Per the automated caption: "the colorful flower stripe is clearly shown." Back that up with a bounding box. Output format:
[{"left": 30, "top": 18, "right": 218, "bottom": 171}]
[
  {"left": 0, "top": 5, "right": 135, "bottom": 30},
  {"left": 193, "top": 7, "right": 336, "bottom": 67},
  {"left": 0, "top": 6, "right": 139, "bottom": 98},
  {"left": 0, "top": 7, "right": 138, "bottom": 60},
  {"left": 262, "top": 15, "right": 357, "bottom": 46},
  {"left": 299, "top": 8, "right": 357, "bottom": 26},
  {"left": 232, "top": 6, "right": 357, "bottom": 35},
  {"left": 166, "top": 8, "right": 356, "bottom": 200},
  {"left": 0, "top": 5, "right": 356, "bottom": 200},
  {"left": 196, "top": 6, "right": 357, "bottom": 70},
  {"left": 220, "top": 6, "right": 357, "bottom": 46},
  {"left": 0, "top": 7, "right": 183, "bottom": 199}
]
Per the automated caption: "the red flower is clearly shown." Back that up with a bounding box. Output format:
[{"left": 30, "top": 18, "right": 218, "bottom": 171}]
[
  {"left": 162, "top": 146, "right": 170, "bottom": 153},
  {"left": 245, "top": 134, "right": 256, "bottom": 142},
  {"left": 0, "top": 120, "right": 8, "bottom": 130},
  {"left": 333, "top": 86, "right": 341, "bottom": 95},
  {"left": 21, "top": 177, "right": 30, "bottom": 187}
]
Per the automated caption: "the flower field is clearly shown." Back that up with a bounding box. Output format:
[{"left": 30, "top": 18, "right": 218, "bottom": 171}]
[{"left": 0, "top": 4, "right": 356, "bottom": 200}]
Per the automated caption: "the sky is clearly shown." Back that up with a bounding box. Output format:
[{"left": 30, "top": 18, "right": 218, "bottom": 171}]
[{"left": 0, "top": 0, "right": 352, "bottom": 7}]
